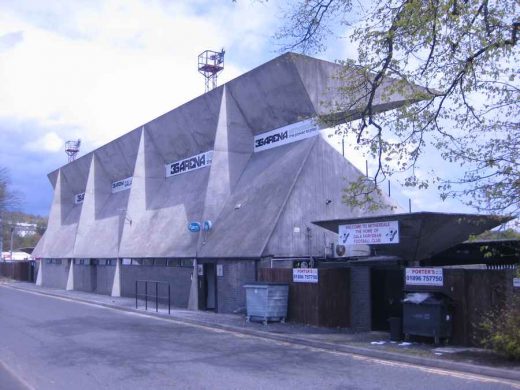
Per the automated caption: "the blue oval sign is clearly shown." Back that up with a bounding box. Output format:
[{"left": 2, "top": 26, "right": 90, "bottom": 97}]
[{"left": 188, "top": 222, "right": 201, "bottom": 233}]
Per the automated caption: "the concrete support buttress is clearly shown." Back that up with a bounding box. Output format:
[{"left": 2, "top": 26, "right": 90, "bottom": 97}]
[
  {"left": 36, "top": 260, "right": 43, "bottom": 286},
  {"left": 66, "top": 259, "right": 74, "bottom": 290},
  {"left": 111, "top": 258, "right": 121, "bottom": 297},
  {"left": 187, "top": 259, "right": 199, "bottom": 310}
]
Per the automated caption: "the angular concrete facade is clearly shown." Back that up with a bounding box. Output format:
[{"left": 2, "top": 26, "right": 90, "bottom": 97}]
[{"left": 34, "top": 53, "right": 413, "bottom": 313}]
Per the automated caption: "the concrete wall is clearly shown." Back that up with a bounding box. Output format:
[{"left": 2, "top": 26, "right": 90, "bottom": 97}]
[
  {"left": 216, "top": 260, "right": 256, "bottom": 314},
  {"left": 41, "top": 260, "right": 69, "bottom": 289},
  {"left": 120, "top": 263, "right": 192, "bottom": 308},
  {"left": 72, "top": 262, "right": 116, "bottom": 294},
  {"left": 73, "top": 263, "right": 94, "bottom": 292},
  {"left": 95, "top": 264, "right": 116, "bottom": 295},
  {"left": 265, "top": 136, "right": 402, "bottom": 258}
]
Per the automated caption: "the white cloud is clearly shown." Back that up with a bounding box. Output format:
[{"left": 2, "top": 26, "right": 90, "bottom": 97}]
[
  {"left": 0, "top": 0, "right": 279, "bottom": 149},
  {"left": 23, "top": 131, "right": 64, "bottom": 153}
]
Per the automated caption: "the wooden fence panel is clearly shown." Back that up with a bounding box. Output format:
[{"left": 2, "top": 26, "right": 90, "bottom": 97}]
[
  {"left": 404, "top": 268, "right": 515, "bottom": 345},
  {"left": 0, "top": 261, "right": 32, "bottom": 282},
  {"left": 258, "top": 268, "right": 350, "bottom": 328}
]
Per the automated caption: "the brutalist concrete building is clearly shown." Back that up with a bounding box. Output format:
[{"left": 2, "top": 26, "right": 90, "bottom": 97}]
[{"left": 34, "top": 53, "right": 416, "bottom": 314}]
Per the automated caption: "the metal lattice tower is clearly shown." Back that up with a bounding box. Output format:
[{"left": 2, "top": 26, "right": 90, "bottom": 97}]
[
  {"left": 198, "top": 49, "right": 225, "bottom": 93},
  {"left": 65, "top": 139, "right": 81, "bottom": 163}
]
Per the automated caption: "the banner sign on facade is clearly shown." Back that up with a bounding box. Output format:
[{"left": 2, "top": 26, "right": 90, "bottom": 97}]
[
  {"left": 293, "top": 268, "right": 318, "bottom": 283},
  {"left": 112, "top": 177, "right": 133, "bottom": 193},
  {"left": 75, "top": 192, "right": 85, "bottom": 204},
  {"left": 338, "top": 220, "right": 399, "bottom": 245},
  {"left": 254, "top": 118, "right": 319, "bottom": 152},
  {"left": 405, "top": 268, "right": 444, "bottom": 286},
  {"left": 514, "top": 278, "right": 520, "bottom": 288},
  {"left": 165, "top": 151, "right": 214, "bottom": 177}
]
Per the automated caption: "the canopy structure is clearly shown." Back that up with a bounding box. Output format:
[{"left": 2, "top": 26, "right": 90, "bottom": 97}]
[{"left": 313, "top": 212, "right": 511, "bottom": 262}]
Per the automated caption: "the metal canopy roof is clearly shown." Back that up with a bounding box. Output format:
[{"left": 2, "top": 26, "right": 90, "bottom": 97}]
[{"left": 313, "top": 212, "right": 511, "bottom": 262}]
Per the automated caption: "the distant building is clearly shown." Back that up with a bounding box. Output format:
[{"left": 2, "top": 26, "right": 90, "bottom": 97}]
[{"left": 1, "top": 251, "right": 33, "bottom": 261}]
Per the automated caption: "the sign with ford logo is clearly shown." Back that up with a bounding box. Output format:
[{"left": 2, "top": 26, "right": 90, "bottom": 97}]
[{"left": 188, "top": 222, "right": 201, "bottom": 233}]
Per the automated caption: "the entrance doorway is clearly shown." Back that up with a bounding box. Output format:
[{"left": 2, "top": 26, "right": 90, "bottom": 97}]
[
  {"left": 198, "top": 263, "right": 217, "bottom": 311},
  {"left": 371, "top": 268, "right": 403, "bottom": 330}
]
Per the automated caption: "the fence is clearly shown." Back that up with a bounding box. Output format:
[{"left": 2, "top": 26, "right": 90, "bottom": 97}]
[
  {"left": 0, "top": 261, "right": 36, "bottom": 282},
  {"left": 407, "top": 268, "right": 517, "bottom": 345},
  {"left": 135, "top": 280, "right": 171, "bottom": 314},
  {"left": 258, "top": 268, "right": 350, "bottom": 328}
]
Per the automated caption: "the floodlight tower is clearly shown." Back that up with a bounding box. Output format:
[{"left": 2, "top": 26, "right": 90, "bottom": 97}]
[
  {"left": 65, "top": 139, "right": 81, "bottom": 163},
  {"left": 198, "top": 49, "right": 225, "bottom": 93}
]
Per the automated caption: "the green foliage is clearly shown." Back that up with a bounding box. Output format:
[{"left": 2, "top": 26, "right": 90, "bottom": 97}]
[
  {"left": 275, "top": 0, "right": 519, "bottom": 216},
  {"left": 480, "top": 293, "right": 520, "bottom": 360},
  {"left": 2, "top": 211, "right": 47, "bottom": 251},
  {"left": 469, "top": 229, "right": 520, "bottom": 242}
]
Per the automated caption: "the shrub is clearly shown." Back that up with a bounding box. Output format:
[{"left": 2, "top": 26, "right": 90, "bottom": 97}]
[{"left": 480, "top": 284, "right": 520, "bottom": 360}]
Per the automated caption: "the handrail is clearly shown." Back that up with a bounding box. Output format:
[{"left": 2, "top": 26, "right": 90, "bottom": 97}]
[{"left": 135, "top": 280, "right": 171, "bottom": 314}]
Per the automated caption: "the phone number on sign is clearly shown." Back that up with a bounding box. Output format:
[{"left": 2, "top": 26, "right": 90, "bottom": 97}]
[{"left": 406, "top": 275, "right": 443, "bottom": 282}]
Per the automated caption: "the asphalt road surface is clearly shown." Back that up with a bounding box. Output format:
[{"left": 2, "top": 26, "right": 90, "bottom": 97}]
[{"left": 0, "top": 286, "right": 517, "bottom": 390}]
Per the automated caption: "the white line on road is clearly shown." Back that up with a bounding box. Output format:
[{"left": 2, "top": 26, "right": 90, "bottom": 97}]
[
  {"left": 5, "top": 285, "right": 520, "bottom": 389},
  {"left": 0, "top": 359, "right": 35, "bottom": 390}
]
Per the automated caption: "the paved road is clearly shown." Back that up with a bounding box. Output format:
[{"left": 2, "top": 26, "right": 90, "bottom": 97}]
[{"left": 0, "top": 286, "right": 518, "bottom": 390}]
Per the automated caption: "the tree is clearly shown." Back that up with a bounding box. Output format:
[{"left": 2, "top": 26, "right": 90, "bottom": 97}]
[
  {"left": 274, "top": 0, "right": 519, "bottom": 217},
  {"left": 0, "top": 167, "right": 21, "bottom": 254}
]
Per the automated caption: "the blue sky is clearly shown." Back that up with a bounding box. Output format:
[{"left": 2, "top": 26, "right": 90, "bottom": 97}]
[{"left": 0, "top": 0, "right": 473, "bottom": 217}]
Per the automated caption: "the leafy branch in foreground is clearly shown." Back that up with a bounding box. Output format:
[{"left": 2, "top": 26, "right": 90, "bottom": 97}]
[{"left": 276, "top": 0, "right": 519, "bottom": 216}]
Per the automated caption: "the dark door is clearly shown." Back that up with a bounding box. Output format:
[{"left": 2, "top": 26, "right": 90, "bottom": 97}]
[
  {"left": 198, "top": 263, "right": 217, "bottom": 311},
  {"left": 371, "top": 268, "right": 404, "bottom": 330}
]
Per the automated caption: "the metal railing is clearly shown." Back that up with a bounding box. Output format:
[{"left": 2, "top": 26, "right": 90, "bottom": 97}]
[{"left": 135, "top": 280, "right": 171, "bottom": 314}]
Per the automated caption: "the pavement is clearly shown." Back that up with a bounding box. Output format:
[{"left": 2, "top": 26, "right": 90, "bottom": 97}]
[{"left": 3, "top": 280, "right": 519, "bottom": 383}]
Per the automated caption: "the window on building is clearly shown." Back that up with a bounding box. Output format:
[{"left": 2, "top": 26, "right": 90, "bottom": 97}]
[
  {"left": 181, "top": 259, "right": 194, "bottom": 268},
  {"left": 154, "top": 259, "right": 167, "bottom": 267},
  {"left": 143, "top": 259, "right": 154, "bottom": 266},
  {"left": 167, "top": 259, "right": 180, "bottom": 267}
]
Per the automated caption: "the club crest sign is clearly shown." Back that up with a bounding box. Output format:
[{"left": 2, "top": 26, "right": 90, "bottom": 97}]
[{"left": 338, "top": 221, "right": 399, "bottom": 245}]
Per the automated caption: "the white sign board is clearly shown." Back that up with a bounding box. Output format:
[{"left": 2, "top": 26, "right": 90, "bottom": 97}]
[
  {"left": 254, "top": 118, "right": 319, "bottom": 152},
  {"left": 165, "top": 151, "right": 213, "bottom": 177},
  {"left": 405, "top": 268, "right": 444, "bottom": 286},
  {"left": 216, "top": 264, "right": 224, "bottom": 277},
  {"left": 75, "top": 192, "right": 85, "bottom": 204},
  {"left": 293, "top": 268, "right": 318, "bottom": 283},
  {"left": 513, "top": 278, "right": 520, "bottom": 288},
  {"left": 338, "top": 221, "right": 399, "bottom": 245},
  {"left": 112, "top": 177, "right": 132, "bottom": 193}
]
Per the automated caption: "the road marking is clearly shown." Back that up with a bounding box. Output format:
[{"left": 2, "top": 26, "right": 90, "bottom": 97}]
[
  {"left": 0, "top": 359, "right": 35, "bottom": 390},
  {"left": 4, "top": 285, "right": 520, "bottom": 388}
]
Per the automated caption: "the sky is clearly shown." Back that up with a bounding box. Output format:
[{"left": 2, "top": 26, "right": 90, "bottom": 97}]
[{"left": 0, "top": 0, "right": 475, "bottom": 217}]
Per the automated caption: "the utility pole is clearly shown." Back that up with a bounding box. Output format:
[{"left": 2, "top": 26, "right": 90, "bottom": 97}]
[
  {"left": 10, "top": 226, "right": 14, "bottom": 260},
  {"left": 0, "top": 211, "right": 3, "bottom": 259}
]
